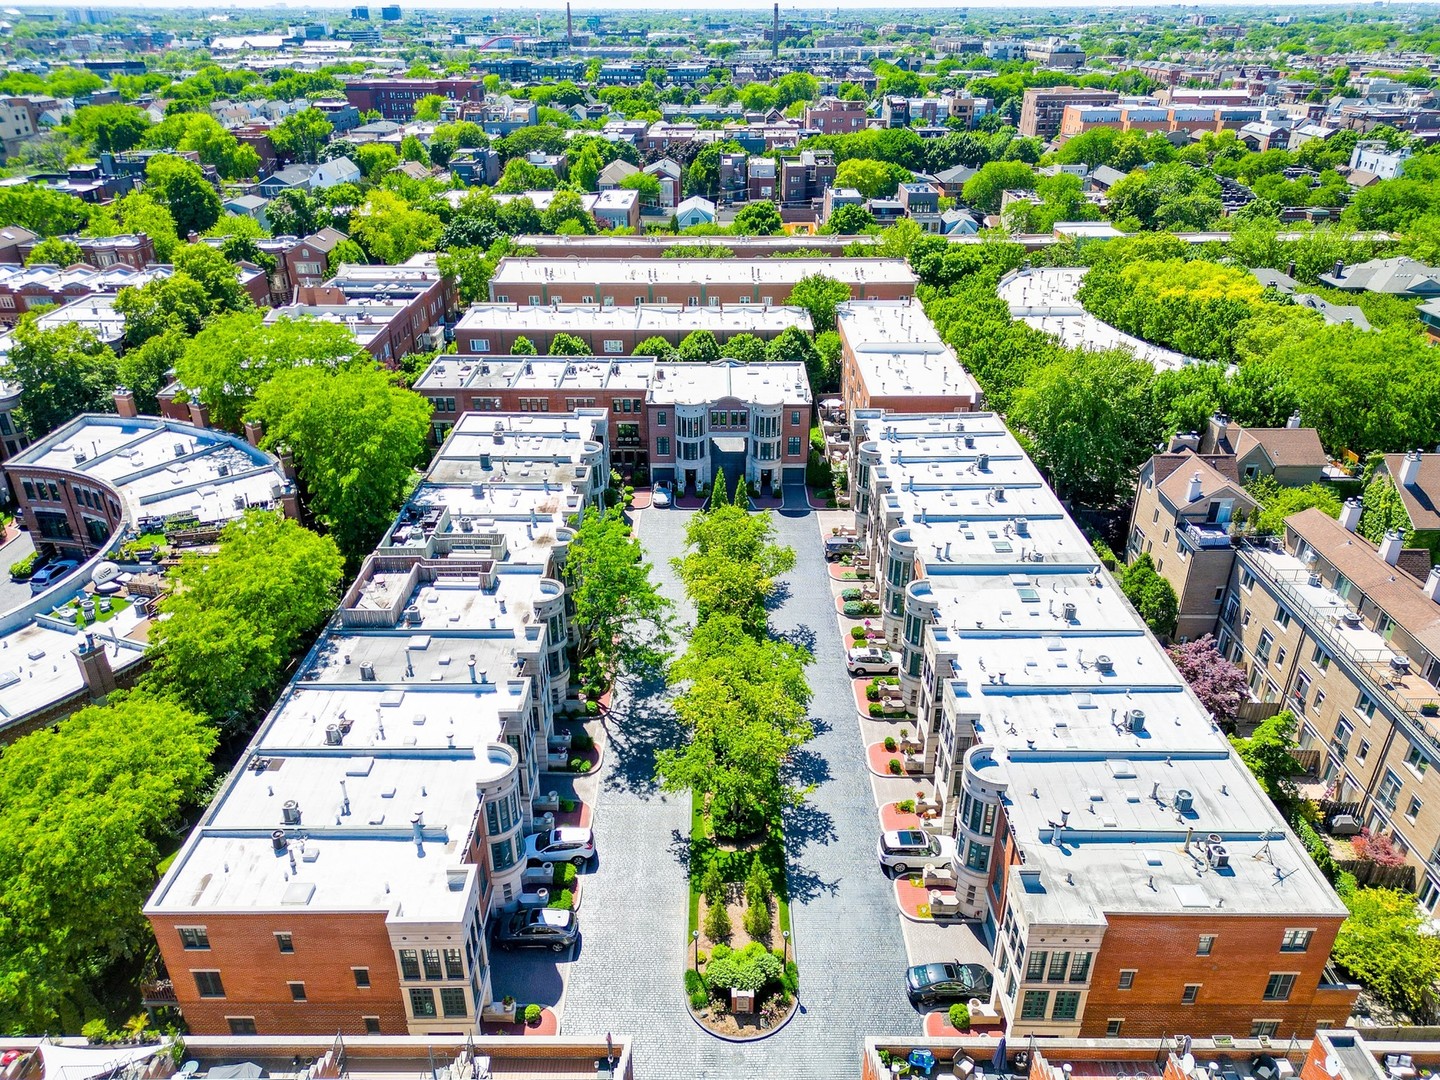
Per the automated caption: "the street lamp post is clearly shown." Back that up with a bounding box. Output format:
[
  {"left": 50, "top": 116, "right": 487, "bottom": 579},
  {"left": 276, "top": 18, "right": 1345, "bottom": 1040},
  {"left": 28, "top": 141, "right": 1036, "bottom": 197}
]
[
  {"left": 692, "top": 929, "right": 700, "bottom": 971},
  {"left": 782, "top": 929, "right": 790, "bottom": 964}
]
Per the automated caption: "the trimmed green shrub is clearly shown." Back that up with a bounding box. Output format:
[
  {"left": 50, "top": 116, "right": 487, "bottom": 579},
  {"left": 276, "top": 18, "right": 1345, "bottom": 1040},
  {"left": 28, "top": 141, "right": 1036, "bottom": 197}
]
[
  {"left": 704, "top": 941, "right": 783, "bottom": 992},
  {"left": 883, "top": 736, "right": 897, "bottom": 752},
  {"left": 9, "top": 552, "right": 37, "bottom": 580},
  {"left": 948, "top": 1002, "right": 970, "bottom": 1030},
  {"left": 568, "top": 757, "right": 592, "bottom": 773},
  {"left": 572, "top": 733, "right": 594, "bottom": 751},
  {"left": 704, "top": 896, "right": 732, "bottom": 942},
  {"left": 869, "top": 703, "right": 884, "bottom": 717},
  {"left": 841, "top": 587, "right": 862, "bottom": 602},
  {"left": 888, "top": 758, "right": 903, "bottom": 774},
  {"left": 850, "top": 626, "right": 868, "bottom": 640},
  {"left": 897, "top": 799, "right": 916, "bottom": 814},
  {"left": 525, "top": 1004, "right": 542, "bottom": 1025},
  {"left": 690, "top": 988, "right": 710, "bottom": 1009},
  {"left": 684, "top": 969, "right": 705, "bottom": 995}
]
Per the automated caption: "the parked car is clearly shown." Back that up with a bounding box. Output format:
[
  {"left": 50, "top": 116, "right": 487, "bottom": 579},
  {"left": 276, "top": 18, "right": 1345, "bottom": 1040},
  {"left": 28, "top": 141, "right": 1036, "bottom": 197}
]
[
  {"left": 825, "top": 536, "right": 859, "bottom": 560},
  {"left": 493, "top": 908, "right": 579, "bottom": 953},
  {"left": 906, "top": 962, "right": 994, "bottom": 1007},
  {"left": 878, "top": 829, "right": 956, "bottom": 874},
  {"left": 523, "top": 826, "right": 595, "bottom": 866},
  {"left": 29, "top": 559, "right": 78, "bottom": 594},
  {"left": 652, "top": 482, "right": 671, "bottom": 508},
  {"left": 848, "top": 646, "right": 898, "bottom": 676}
]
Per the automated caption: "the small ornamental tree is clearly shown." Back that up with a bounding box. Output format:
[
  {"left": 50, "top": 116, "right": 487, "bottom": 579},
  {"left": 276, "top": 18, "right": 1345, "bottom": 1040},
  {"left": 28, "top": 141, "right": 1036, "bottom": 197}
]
[
  {"left": 1167, "top": 634, "right": 1248, "bottom": 727},
  {"left": 1353, "top": 828, "right": 1408, "bottom": 868}
]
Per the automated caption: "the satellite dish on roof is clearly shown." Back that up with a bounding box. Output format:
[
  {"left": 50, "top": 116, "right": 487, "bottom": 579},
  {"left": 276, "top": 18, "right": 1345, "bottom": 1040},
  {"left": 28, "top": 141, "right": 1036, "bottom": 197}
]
[{"left": 92, "top": 561, "right": 120, "bottom": 585}]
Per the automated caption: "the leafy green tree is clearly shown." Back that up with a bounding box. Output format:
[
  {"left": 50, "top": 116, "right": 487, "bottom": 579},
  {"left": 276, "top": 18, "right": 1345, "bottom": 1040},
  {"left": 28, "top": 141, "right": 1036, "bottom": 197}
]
[
  {"left": 413, "top": 93, "right": 446, "bottom": 121},
  {"left": 356, "top": 142, "right": 400, "bottom": 181},
  {"left": 496, "top": 157, "right": 557, "bottom": 194},
  {"left": 824, "top": 203, "right": 876, "bottom": 235},
  {"left": 632, "top": 335, "right": 677, "bottom": 359},
  {"left": 270, "top": 107, "right": 334, "bottom": 164},
  {"left": 673, "top": 505, "right": 796, "bottom": 633},
  {"left": 23, "top": 237, "right": 83, "bottom": 267},
  {"left": 7, "top": 319, "right": 119, "bottom": 437},
  {"left": 961, "top": 160, "right": 1037, "bottom": 214},
  {"left": 86, "top": 190, "right": 181, "bottom": 262},
  {"left": 1009, "top": 349, "right": 1161, "bottom": 507},
  {"left": 540, "top": 189, "right": 596, "bottom": 235},
  {"left": 620, "top": 171, "right": 662, "bottom": 203},
  {"left": 113, "top": 273, "right": 210, "bottom": 348},
  {"left": 399, "top": 133, "right": 430, "bottom": 165},
  {"left": 765, "top": 325, "right": 825, "bottom": 394},
  {"left": 144, "top": 154, "right": 221, "bottom": 236},
  {"left": 562, "top": 506, "right": 674, "bottom": 695},
  {"left": 704, "top": 894, "right": 733, "bottom": 943},
  {"left": 1119, "top": 553, "right": 1179, "bottom": 639},
  {"left": 1106, "top": 162, "right": 1223, "bottom": 231},
  {"left": 119, "top": 329, "right": 187, "bottom": 414},
  {"left": 0, "top": 184, "right": 93, "bottom": 237},
  {"left": 248, "top": 365, "right": 433, "bottom": 565},
  {"left": 732, "top": 200, "right": 783, "bottom": 236},
  {"left": 724, "top": 333, "right": 767, "bottom": 364},
  {"left": 437, "top": 239, "right": 512, "bottom": 306},
  {"left": 147, "top": 513, "right": 344, "bottom": 725},
  {"left": 1245, "top": 476, "right": 1342, "bottom": 536},
  {"left": 266, "top": 188, "right": 319, "bottom": 238},
  {"left": 548, "top": 333, "right": 590, "bottom": 356},
  {"left": 510, "top": 335, "right": 538, "bottom": 355},
  {"left": 143, "top": 113, "right": 259, "bottom": 180},
  {"left": 67, "top": 103, "right": 152, "bottom": 153},
  {"left": 173, "top": 242, "right": 253, "bottom": 314},
  {"left": 677, "top": 330, "right": 721, "bottom": 363},
  {"left": 176, "top": 310, "right": 368, "bottom": 430},
  {"left": 0, "top": 693, "right": 216, "bottom": 1033},
  {"left": 570, "top": 146, "right": 603, "bottom": 193},
  {"left": 787, "top": 274, "right": 851, "bottom": 333},
  {"left": 834, "top": 158, "right": 911, "bottom": 199},
  {"left": 351, "top": 191, "right": 443, "bottom": 264},
  {"left": 1332, "top": 882, "right": 1440, "bottom": 1016}
]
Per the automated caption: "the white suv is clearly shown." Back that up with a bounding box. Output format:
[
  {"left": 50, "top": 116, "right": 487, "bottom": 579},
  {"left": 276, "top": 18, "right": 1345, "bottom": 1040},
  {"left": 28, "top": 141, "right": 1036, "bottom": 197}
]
[
  {"left": 878, "top": 829, "right": 957, "bottom": 875},
  {"left": 847, "top": 646, "right": 898, "bottom": 676}
]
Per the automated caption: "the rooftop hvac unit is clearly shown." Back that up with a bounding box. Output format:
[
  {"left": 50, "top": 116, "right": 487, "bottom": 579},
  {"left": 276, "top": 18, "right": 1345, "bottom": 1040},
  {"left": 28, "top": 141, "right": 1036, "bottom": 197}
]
[
  {"left": 233, "top": 495, "right": 246, "bottom": 511},
  {"left": 1174, "top": 788, "right": 1193, "bottom": 813},
  {"left": 977, "top": 452, "right": 989, "bottom": 470},
  {"left": 271, "top": 829, "right": 287, "bottom": 852},
  {"left": 965, "top": 435, "right": 975, "bottom": 449},
  {"left": 174, "top": 442, "right": 186, "bottom": 458},
  {"left": 281, "top": 800, "right": 301, "bottom": 825},
  {"left": 1095, "top": 654, "right": 1114, "bottom": 674},
  {"left": 360, "top": 662, "right": 376, "bottom": 681},
  {"left": 1128, "top": 708, "right": 1146, "bottom": 734},
  {"left": 1390, "top": 655, "right": 1411, "bottom": 674},
  {"left": 404, "top": 604, "right": 422, "bottom": 626},
  {"left": 73, "top": 449, "right": 87, "bottom": 464},
  {"left": 1207, "top": 842, "right": 1229, "bottom": 869},
  {"left": 325, "top": 724, "right": 344, "bottom": 746},
  {"left": 994, "top": 486, "right": 1005, "bottom": 501},
  {"left": 1062, "top": 602, "right": 1077, "bottom": 623},
  {"left": 1015, "top": 517, "right": 1029, "bottom": 536}
]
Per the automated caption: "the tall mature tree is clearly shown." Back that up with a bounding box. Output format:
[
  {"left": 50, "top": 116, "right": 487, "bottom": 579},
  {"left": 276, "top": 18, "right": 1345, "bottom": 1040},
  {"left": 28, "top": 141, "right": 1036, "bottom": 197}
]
[
  {"left": 172, "top": 242, "right": 253, "bottom": 314},
  {"left": 144, "top": 154, "right": 221, "bottom": 236},
  {"left": 0, "top": 693, "right": 216, "bottom": 1033},
  {"left": 1332, "top": 883, "right": 1440, "bottom": 1017},
  {"left": 672, "top": 504, "right": 795, "bottom": 634},
  {"left": 68, "top": 103, "right": 151, "bottom": 153},
  {"left": 146, "top": 512, "right": 344, "bottom": 725},
  {"left": 270, "top": 107, "right": 335, "bottom": 164},
  {"left": 787, "top": 273, "right": 851, "bottom": 333},
  {"left": 175, "top": 310, "right": 369, "bottom": 430},
  {"left": 548, "top": 332, "right": 590, "bottom": 356},
  {"left": 562, "top": 506, "right": 674, "bottom": 695},
  {"left": 113, "top": 272, "right": 210, "bottom": 348},
  {"left": 1167, "top": 634, "right": 1249, "bottom": 727},
  {"left": 23, "top": 237, "right": 83, "bottom": 267},
  {"left": 1119, "top": 553, "right": 1179, "bottom": 640},
  {"left": 248, "top": 365, "right": 432, "bottom": 565},
  {"left": 676, "top": 329, "right": 721, "bottom": 363},
  {"left": 732, "top": 200, "right": 783, "bottom": 236},
  {"left": 119, "top": 329, "right": 187, "bottom": 414},
  {"left": 7, "top": 319, "right": 119, "bottom": 437},
  {"left": 0, "top": 184, "right": 92, "bottom": 237},
  {"left": 350, "top": 191, "right": 443, "bottom": 264}
]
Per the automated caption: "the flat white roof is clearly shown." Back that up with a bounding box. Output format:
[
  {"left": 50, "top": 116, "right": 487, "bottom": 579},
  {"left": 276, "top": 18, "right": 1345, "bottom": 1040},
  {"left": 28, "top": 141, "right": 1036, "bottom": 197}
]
[
  {"left": 838, "top": 300, "right": 980, "bottom": 401},
  {"left": 489, "top": 257, "right": 918, "bottom": 289},
  {"left": 454, "top": 303, "right": 813, "bottom": 339},
  {"left": 648, "top": 360, "right": 811, "bottom": 407}
]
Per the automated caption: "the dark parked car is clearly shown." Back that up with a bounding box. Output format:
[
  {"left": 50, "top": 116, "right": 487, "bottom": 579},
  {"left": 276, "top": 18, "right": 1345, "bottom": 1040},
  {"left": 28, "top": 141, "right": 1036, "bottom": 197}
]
[
  {"left": 906, "top": 962, "right": 993, "bottom": 1007},
  {"left": 493, "top": 908, "right": 579, "bottom": 953}
]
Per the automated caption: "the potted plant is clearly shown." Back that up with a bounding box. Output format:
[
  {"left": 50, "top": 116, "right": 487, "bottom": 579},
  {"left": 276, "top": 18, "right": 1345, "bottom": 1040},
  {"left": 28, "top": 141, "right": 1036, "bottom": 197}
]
[{"left": 1423, "top": 702, "right": 1439, "bottom": 718}]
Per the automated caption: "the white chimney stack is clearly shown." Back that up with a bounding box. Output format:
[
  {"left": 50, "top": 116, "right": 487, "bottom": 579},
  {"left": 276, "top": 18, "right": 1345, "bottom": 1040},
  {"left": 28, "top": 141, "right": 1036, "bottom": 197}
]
[
  {"left": 1400, "top": 450, "right": 1423, "bottom": 488},
  {"left": 1186, "top": 472, "right": 1203, "bottom": 503},
  {"left": 1425, "top": 566, "right": 1440, "bottom": 603},
  {"left": 1380, "top": 529, "right": 1405, "bottom": 566},
  {"left": 1287, "top": 411, "right": 1302, "bottom": 429},
  {"left": 1339, "top": 497, "right": 1362, "bottom": 533}
]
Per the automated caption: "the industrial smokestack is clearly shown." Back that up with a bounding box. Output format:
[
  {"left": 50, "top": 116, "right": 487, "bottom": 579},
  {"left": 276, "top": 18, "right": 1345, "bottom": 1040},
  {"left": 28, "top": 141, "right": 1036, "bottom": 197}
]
[
  {"left": 773, "top": 2, "right": 779, "bottom": 59},
  {"left": 566, "top": 2, "right": 573, "bottom": 49}
]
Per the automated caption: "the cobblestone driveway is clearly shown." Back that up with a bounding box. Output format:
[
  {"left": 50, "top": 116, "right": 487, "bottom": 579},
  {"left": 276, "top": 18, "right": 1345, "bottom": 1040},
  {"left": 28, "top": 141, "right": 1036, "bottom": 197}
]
[{"left": 561, "top": 488, "right": 919, "bottom": 1076}]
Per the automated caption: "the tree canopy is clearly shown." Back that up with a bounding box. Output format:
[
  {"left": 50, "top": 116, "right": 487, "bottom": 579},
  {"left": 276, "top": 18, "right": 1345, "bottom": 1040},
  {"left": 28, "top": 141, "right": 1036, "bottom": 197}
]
[{"left": 7, "top": 319, "right": 119, "bottom": 437}]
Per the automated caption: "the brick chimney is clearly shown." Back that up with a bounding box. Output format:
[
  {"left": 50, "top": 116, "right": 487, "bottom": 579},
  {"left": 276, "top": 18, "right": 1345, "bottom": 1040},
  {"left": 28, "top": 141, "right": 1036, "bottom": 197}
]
[
  {"left": 113, "top": 386, "right": 138, "bottom": 419},
  {"left": 187, "top": 400, "right": 211, "bottom": 429},
  {"left": 243, "top": 419, "right": 266, "bottom": 448},
  {"left": 73, "top": 633, "right": 117, "bottom": 701}
]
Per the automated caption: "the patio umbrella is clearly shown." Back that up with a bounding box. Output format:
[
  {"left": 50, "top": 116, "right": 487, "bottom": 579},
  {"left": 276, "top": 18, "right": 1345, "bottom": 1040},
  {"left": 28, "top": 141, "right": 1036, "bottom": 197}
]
[{"left": 993, "top": 1037, "right": 1008, "bottom": 1076}]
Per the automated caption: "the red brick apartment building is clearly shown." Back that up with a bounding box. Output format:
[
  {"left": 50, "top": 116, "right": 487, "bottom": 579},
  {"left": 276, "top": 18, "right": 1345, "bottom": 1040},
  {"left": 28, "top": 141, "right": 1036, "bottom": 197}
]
[{"left": 343, "top": 78, "right": 485, "bottom": 121}]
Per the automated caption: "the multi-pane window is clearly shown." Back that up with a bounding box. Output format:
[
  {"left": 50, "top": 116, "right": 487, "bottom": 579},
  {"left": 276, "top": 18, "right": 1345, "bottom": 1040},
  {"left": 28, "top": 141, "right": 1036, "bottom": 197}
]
[
  {"left": 421, "top": 949, "right": 443, "bottom": 980},
  {"left": 1048, "top": 951, "right": 1069, "bottom": 982},
  {"left": 193, "top": 970, "right": 225, "bottom": 998},
  {"left": 491, "top": 837, "right": 516, "bottom": 872},
  {"left": 228, "top": 1018, "right": 257, "bottom": 1036},
  {"left": 178, "top": 927, "right": 210, "bottom": 950},
  {"left": 1378, "top": 770, "right": 1403, "bottom": 812},
  {"left": 1051, "top": 991, "right": 1080, "bottom": 1021},
  {"left": 275, "top": 932, "right": 294, "bottom": 953},
  {"left": 288, "top": 982, "right": 307, "bottom": 1002},
  {"left": 1197, "top": 935, "right": 1215, "bottom": 956},
  {"left": 1280, "top": 929, "right": 1313, "bottom": 953},
  {"left": 354, "top": 968, "right": 371, "bottom": 988},
  {"left": 1068, "top": 953, "right": 1092, "bottom": 982},
  {"left": 1181, "top": 984, "right": 1200, "bottom": 1004},
  {"left": 1263, "top": 973, "right": 1296, "bottom": 1001},
  {"left": 1106, "top": 1019, "right": 1124, "bottom": 1037},
  {"left": 1252, "top": 1021, "right": 1280, "bottom": 1039},
  {"left": 409, "top": 989, "right": 437, "bottom": 1018},
  {"left": 1020, "top": 990, "right": 1048, "bottom": 1020},
  {"left": 399, "top": 949, "right": 421, "bottom": 980},
  {"left": 965, "top": 840, "right": 989, "bottom": 872},
  {"left": 444, "top": 949, "right": 464, "bottom": 979},
  {"left": 1026, "top": 950, "right": 1046, "bottom": 981},
  {"left": 1407, "top": 742, "right": 1430, "bottom": 775},
  {"left": 1118, "top": 969, "right": 1136, "bottom": 990},
  {"left": 440, "top": 987, "right": 468, "bottom": 1018}
]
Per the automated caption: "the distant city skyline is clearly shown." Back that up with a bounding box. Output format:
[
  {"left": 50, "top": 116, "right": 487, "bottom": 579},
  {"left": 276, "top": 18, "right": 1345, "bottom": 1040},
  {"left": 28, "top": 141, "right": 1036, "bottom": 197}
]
[{"left": 11, "top": 0, "right": 1396, "bottom": 10}]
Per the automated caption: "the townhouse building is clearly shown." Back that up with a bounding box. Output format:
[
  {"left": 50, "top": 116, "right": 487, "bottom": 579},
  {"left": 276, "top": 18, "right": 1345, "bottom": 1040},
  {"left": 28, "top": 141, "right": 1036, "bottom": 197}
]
[
  {"left": 804, "top": 97, "right": 869, "bottom": 134},
  {"left": 16, "top": 231, "right": 155, "bottom": 269},
  {"left": 779, "top": 150, "right": 837, "bottom": 208},
  {"left": 513, "top": 234, "right": 857, "bottom": 260},
  {"left": 1216, "top": 504, "right": 1440, "bottom": 916},
  {"left": 4, "top": 411, "right": 296, "bottom": 561},
  {"left": 0, "top": 262, "right": 172, "bottom": 325},
  {"left": 145, "top": 411, "right": 606, "bottom": 1036},
  {"left": 849, "top": 410, "right": 1357, "bottom": 1040},
  {"left": 450, "top": 301, "right": 811, "bottom": 360},
  {"left": 486, "top": 258, "right": 918, "bottom": 308},
  {"left": 416, "top": 351, "right": 813, "bottom": 488},
  {"left": 836, "top": 300, "right": 981, "bottom": 417}
]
